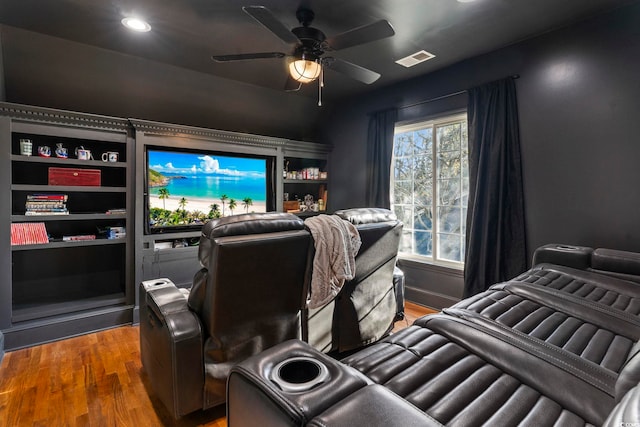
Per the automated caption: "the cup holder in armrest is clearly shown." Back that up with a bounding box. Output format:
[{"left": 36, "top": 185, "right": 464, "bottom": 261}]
[{"left": 270, "top": 357, "right": 330, "bottom": 393}]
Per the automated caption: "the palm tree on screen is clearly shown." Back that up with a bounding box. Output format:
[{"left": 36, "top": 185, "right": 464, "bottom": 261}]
[
  {"left": 158, "top": 188, "right": 169, "bottom": 210},
  {"left": 220, "top": 194, "right": 228, "bottom": 216},
  {"left": 209, "top": 203, "right": 221, "bottom": 219},
  {"left": 228, "top": 198, "right": 237, "bottom": 215},
  {"left": 242, "top": 197, "right": 253, "bottom": 213},
  {"left": 178, "top": 197, "right": 188, "bottom": 212}
]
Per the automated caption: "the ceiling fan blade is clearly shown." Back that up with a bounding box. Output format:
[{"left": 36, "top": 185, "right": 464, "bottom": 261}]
[
  {"left": 242, "top": 6, "right": 299, "bottom": 45},
  {"left": 323, "top": 57, "right": 381, "bottom": 84},
  {"left": 212, "top": 52, "right": 286, "bottom": 62},
  {"left": 326, "top": 20, "right": 395, "bottom": 51}
]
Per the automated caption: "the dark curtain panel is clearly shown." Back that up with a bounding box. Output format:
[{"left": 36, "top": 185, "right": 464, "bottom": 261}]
[
  {"left": 365, "top": 109, "right": 397, "bottom": 208},
  {"left": 464, "top": 78, "right": 527, "bottom": 297}
]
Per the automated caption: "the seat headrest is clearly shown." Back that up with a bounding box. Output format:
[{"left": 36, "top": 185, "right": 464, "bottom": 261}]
[
  {"left": 201, "top": 212, "right": 304, "bottom": 239},
  {"left": 334, "top": 208, "right": 397, "bottom": 225}
]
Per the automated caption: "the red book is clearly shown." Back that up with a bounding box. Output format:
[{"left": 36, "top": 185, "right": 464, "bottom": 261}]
[{"left": 11, "top": 222, "right": 49, "bottom": 245}]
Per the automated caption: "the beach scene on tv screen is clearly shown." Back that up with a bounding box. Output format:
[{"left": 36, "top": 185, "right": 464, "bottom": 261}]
[{"left": 148, "top": 150, "right": 267, "bottom": 228}]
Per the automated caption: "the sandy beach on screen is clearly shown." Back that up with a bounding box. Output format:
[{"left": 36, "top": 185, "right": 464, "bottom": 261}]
[{"left": 149, "top": 194, "right": 267, "bottom": 214}]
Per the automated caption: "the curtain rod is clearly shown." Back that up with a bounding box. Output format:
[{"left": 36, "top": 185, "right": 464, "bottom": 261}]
[{"left": 398, "top": 74, "right": 520, "bottom": 111}]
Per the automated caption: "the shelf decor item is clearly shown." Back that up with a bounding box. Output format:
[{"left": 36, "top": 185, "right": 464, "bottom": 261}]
[
  {"left": 75, "top": 146, "right": 93, "bottom": 160},
  {"left": 19, "top": 139, "right": 32, "bottom": 156},
  {"left": 10, "top": 222, "right": 49, "bottom": 245},
  {"left": 48, "top": 167, "right": 101, "bottom": 186},
  {"left": 38, "top": 145, "right": 51, "bottom": 157},
  {"left": 54, "top": 143, "right": 68, "bottom": 159}
]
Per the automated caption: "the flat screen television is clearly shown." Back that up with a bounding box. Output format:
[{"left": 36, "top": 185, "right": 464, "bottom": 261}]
[{"left": 145, "top": 146, "right": 276, "bottom": 234}]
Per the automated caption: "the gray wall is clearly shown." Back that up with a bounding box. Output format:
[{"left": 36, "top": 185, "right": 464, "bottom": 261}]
[{"left": 321, "top": 2, "right": 640, "bottom": 308}]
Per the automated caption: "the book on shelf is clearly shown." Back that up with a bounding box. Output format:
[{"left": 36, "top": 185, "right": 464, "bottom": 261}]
[
  {"left": 25, "top": 210, "right": 69, "bottom": 216},
  {"left": 25, "top": 193, "right": 69, "bottom": 215},
  {"left": 62, "top": 235, "right": 96, "bottom": 241},
  {"left": 26, "top": 194, "right": 68, "bottom": 201},
  {"left": 11, "top": 222, "right": 49, "bottom": 245},
  {"left": 106, "top": 208, "right": 127, "bottom": 214},
  {"left": 25, "top": 212, "right": 69, "bottom": 216},
  {"left": 26, "top": 203, "right": 67, "bottom": 210}
]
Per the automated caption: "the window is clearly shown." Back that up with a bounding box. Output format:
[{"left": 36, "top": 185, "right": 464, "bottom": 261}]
[{"left": 391, "top": 113, "right": 468, "bottom": 267}]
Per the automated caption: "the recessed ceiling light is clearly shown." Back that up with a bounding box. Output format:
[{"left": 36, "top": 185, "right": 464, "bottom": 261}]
[{"left": 121, "top": 17, "right": 151, "bottom": 32}]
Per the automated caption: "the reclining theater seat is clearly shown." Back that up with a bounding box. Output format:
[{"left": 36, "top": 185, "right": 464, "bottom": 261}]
[
  {"left": 229, "top": 316, "right": 639, "bottom": 426},
  {"left": 449, "top": 280, "right": 640, "bottom": 374},
  {"left": 139, "top": 212, "right": 311, "bottom": 418},
  {"left": 305, "top": 208, "right": 404, "bottom": 353},
  {"left": 226, "top": 243, "right": 640, "bottom": 426}
]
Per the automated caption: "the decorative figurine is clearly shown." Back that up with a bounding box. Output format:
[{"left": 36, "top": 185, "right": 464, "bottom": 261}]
[
  {"left": 37, "top": 145, "right": 51, "bottom": 157},
  {"left": 55, "top": 143, "right": 68, "bottom": 159}
]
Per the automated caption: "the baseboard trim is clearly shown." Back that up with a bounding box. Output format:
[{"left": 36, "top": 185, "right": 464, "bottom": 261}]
[
  {"left": 406, "top": 286, "right": 460, "bottom": 310},
  {"left": 2, "top": 306, "right": 133, "bottom": 351}
]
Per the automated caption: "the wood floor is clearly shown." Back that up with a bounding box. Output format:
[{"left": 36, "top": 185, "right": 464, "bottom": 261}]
[{"left": 0, "top": 301, "right": 434, "bottom": 427}]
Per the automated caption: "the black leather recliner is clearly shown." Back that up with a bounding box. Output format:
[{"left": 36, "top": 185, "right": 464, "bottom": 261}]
[
  {"left": 304, "top": 208, "right": 404, "bottom": 353},
  {"left": 139, "top": 212, "right": 312, "bottom": 418}
]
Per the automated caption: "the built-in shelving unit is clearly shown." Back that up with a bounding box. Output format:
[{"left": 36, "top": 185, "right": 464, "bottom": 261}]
[
  {"left": 0, "top": 103, "right": 331, "bottom": 351},
  {"left": 1, "top": 103, "right": 134, "bottom": 350},
  {"left": 283, "top": 145, "right": 331, "bottom": 215}
]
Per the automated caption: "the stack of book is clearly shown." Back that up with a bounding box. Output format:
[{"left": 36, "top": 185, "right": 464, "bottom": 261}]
[
  {"left": 11, "top": 222, "right": 49, "bottom": 245},
  {"left": 25, "top": 194, "right": 69, "bottom": 216}
]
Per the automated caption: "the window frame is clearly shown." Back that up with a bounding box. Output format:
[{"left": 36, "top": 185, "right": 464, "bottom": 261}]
[{"left": 391, "top": 111, "right": 468, "bottom": 270}]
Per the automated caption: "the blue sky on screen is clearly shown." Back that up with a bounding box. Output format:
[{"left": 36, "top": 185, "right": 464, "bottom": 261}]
[{"left": 149, "top": 150, "right": 265, "bottom": 177}]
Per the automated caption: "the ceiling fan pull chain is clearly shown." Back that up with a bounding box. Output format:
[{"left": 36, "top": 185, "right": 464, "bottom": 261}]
[{"left": 318, "top": 65, "right": 324, "bottom": 106}]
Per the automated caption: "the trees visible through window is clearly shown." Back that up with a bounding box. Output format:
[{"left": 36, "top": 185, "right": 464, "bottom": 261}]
[{"left": 391, "top": 114, "right": 468, "bottom": 266}]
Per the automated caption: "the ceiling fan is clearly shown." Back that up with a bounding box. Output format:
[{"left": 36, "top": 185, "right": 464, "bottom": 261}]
[{"left": 212, "top": 5, "right": 395, "bottom": 102}]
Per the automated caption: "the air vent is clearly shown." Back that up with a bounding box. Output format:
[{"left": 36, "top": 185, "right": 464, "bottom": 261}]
[{"left": 395, "top": 50, "right": 436, "bottom": 68}]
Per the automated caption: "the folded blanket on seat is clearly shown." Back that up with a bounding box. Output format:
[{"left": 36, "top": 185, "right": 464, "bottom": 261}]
[{"left": 305, "top": 214, "right": 362, "bottom": 309}]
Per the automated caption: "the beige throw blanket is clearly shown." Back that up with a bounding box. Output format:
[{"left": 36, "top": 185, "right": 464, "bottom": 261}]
[{"left": 305, "top": 214, "right": 362, "bottom": 309}]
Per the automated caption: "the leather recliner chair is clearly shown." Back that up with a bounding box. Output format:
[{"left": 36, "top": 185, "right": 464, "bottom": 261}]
[
  {"left": 139, "top": 212, "right": 312, "bottom": 418},
  {"left": 139, "top": 209, "right": 404, "bottom": 418},
  {"left": 305, "top": 208, "right": 404, "bottom": 353}
]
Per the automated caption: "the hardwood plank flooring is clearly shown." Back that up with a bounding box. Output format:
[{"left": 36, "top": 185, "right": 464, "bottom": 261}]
[{"left": 0, "top": 301, "right": 434, "bottom": 427}]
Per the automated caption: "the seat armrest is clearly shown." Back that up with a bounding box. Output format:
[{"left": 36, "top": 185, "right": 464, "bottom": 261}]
[
  {"left": 308, "top": 385, "right": 442, "bottom": 427},
  {"left": 227, "top": 339, "right": 370, "bottom": 427},
  {"left": 532, "top": 244, "right": 593, "bottom": 269},
  {"left": 591, "top": 248, "right": 640, "bottom": 282},
  {"left": 139, "top": 279, "right": 204, "bottom": 418}
]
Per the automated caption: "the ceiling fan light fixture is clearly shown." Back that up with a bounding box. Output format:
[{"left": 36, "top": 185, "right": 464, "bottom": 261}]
[{"left": 289, "top": 59, "right": 322, "bottom": 83}]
